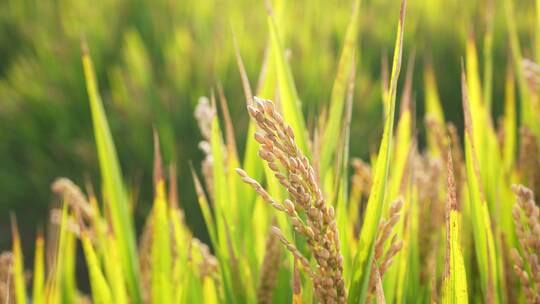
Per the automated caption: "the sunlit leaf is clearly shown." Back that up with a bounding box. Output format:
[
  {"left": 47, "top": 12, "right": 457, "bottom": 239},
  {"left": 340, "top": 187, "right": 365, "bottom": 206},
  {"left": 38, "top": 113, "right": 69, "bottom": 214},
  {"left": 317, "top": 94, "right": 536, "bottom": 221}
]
[
  {"left": 267, "top": 7, "right": 308, "bottom": 154},
  {"left": 320, "top": 0, "right": 361, "bottom": 176},
  {"left": 10, "top": 215, "right": 26, "bottom": 304},
  {"left": 348, "top": 1, "right": 407, "bottom": 302},
  {"left": 81, "top": 233, "right": 113, "bottom": 304},
  {"left": 82, "top": 42, "right": 141, "bottom": 303},
  {"left": 441, "top": 148, "right": 468, "bottom": 304}
]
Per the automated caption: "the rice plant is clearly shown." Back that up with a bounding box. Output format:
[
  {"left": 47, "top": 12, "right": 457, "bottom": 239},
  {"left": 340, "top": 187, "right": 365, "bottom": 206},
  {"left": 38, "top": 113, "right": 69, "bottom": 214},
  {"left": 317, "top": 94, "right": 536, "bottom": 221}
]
[{"left": 2, "top": 0, "right": 540, "bottom": 303}]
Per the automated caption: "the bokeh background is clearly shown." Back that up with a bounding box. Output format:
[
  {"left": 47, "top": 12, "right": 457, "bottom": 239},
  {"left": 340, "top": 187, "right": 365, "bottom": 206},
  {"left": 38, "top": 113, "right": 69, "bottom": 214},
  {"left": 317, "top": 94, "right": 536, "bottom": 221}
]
[{"left": 0, "top": 0, "right": 534, "bottom": 256}]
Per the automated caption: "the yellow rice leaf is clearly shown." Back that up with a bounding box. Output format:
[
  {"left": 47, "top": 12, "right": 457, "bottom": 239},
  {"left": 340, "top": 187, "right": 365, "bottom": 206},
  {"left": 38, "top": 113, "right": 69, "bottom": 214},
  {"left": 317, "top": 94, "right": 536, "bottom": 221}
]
[
  {"left": 10, "top": 215, "right": 26, "bottom": 304},
  {"left": 103, "top": 234, "right": 128, "bottom": 304},
  {"left": 81, "top": 233, "right": 112, "bottom": 304},
  {"left": 32, "top": 231, "right": 45, "bottom": 304},
  {"left": 151, "top": 180, "right": 172, "bottom": 304},
  {"left": 465, "top": 37, "right": 486, "bottom": 169},
  {"left": 441, "top": 209, "right": 469, "bottom": 304},
  {"left": 202, "top": 276, "right": 219, "bottom": 304},
  {"left": 441, "top": 148, "right": 468, "bottom": 304}
]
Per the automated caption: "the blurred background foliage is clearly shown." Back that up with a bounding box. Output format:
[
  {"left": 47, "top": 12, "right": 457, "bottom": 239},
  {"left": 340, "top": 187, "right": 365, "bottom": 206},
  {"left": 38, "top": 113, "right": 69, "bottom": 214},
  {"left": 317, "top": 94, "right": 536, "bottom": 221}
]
[{"left": 0, "top": 0, "right": 535, "bottom": 252}]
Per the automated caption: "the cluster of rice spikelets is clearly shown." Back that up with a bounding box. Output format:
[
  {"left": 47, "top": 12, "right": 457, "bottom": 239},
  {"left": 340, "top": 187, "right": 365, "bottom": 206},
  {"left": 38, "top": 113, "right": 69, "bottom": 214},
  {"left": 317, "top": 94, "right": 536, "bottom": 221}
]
[
  {"left": 523, "top": 59, "right": 540, "bottom": 90},
  {"left": 519, "top": 127, "right": 540, "bottom": 193},
  {"left": 350, "top": 158, "right": 372, "bottom": 234},
  {"left": 236, "top": 97, "right": 346, "bottom": 303},
  {"left": 414, "top": 155, "right": 444, "bottom": 268},
  {"left": 256, "top": 221, "right": 283, "bottom": 304},
  {"left": 51, "top": 177, "right": 93, "bottom": 211},
  {"left": 511, "top": 184, "right": 540, "bottom": 304},
  {"left": 0, "top": 252, "right": 14, "bottom": 304},
  {"left": 351, "top": 158, "right": 372, "bottom": 197},
  {"left": 367, "top": 198, "right": 403, "bottom": 301},
  {"left": 51, "top": 178, "right": 94, "bottom": 236},
  {"left": 194, "top": 96, "right": 217, "bottom": 197}
]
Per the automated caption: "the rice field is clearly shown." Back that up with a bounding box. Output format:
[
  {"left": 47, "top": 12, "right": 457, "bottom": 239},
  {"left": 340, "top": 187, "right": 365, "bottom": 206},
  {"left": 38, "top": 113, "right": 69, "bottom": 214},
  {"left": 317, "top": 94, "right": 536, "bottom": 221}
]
[{"left": 1, "top": 0, "right": 540, "bottom": 303}]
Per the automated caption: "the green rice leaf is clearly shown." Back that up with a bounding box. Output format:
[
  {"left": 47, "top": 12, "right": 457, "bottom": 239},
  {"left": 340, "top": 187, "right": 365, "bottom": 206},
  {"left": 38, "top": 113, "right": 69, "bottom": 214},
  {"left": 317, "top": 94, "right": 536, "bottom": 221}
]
[
  {"left": 505, "top": 0, "right": 540, "bottom": 146},
  {"left": 348, "top": 1, "right": 406, "bottom": 302},
  {"left": 336, "top": 53, "right": 356, "bottom": 283},
  {"left": 461, "top": 69, "right": 500, "bottom": 303},
  {"left": 267, "top": 9, "right": 308, "bottom": 154},
  {"left": 81, "top": 43, "right": 141, "bottom": 303},
  {"left": 46, "top": 200, "right": 69, "bottom": 303},
  {"left": 320, "top": 0, "right": 360, "bottom": 176},
  {"left": 234, "top": 36, "right": 265, "bottom": 186},
  {"left": 423, "top": 64, "right": 445, "bottom": 125},
  {"left": 190, "top": 166, "right": 217, "bottom": 247},
  {"left": 423, "top": 63, "right": 445, "bottom": 156},
  {"left": 502, "top": 67, "right": 516, "bottom": 174},
  {"left": 482, "top": 0, "right": 494, "bottom": 109},
  {"left": 209, "top": 97, "right": 231, "bottom": 253}
]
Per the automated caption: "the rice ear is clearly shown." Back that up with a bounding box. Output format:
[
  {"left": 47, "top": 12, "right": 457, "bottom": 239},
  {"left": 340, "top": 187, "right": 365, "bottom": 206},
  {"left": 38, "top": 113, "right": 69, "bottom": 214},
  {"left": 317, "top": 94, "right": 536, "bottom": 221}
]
[
  {"left": 511, "top": 184, "right": 540, "bottom": 303},
  {"left": 257, "top": 221, "right": 283, "bottom": 304},
  {"left": 238, "top": 98, "right": 346, "bottom": 302}
]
